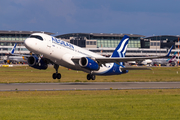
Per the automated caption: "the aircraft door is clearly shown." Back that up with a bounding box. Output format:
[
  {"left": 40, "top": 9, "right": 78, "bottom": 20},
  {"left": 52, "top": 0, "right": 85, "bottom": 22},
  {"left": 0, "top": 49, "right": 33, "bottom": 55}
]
[{"left": 45, "top": 38, "right": 52, "bottom": 55}]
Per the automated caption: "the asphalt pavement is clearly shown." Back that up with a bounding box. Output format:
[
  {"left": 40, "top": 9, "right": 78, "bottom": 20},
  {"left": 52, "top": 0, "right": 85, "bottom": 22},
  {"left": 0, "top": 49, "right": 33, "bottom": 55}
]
[{"left": 0, "top": 82, "right": 180, "bottom": 91}]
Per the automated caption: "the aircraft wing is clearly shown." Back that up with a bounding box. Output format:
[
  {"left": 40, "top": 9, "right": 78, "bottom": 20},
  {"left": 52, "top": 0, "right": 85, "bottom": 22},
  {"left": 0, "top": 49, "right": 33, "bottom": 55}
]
[
  {"left": 11, "top": 54, "right": 31, "bottom": 57},
  {"left": 72, "top": 46, "right": 173, "bottom": 65},
  {"left": 95, "top": 55, "right": 168, "bottom": 65},
  {"left": 121, "top": 67, "right": 152, "bottom": 70}
]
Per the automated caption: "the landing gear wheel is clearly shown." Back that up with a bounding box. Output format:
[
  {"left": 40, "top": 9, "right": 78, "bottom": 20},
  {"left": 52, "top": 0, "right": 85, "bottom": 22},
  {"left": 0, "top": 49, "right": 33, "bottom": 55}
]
[
  {"left": 91, "top": 74, "right": 95, "bottom": 80},
  {"left": 52, "top": 73, "right": 57, "bottom": 79},
  {"left": 52, "top": 73, "right": 61, "bottom": 79},
  {"left": 57, "top": 73, "right": 61, "bottom": 79},
  {"left": 87, "top": 74, "right": 96, "bottom": 80},
  {"left": 87, "top": 74, "right": 91, "bottom": 80},
  {"left": 52, "top": 64, "right": 61, "bottom": 80}
]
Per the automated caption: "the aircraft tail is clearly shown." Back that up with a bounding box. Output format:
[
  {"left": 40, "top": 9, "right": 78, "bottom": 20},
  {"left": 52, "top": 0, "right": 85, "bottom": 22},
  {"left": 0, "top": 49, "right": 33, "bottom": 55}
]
[
  {"left": 111, "top": 35, "right": 129, "bottom": 58},
  {"left": 168, "top": 52, "right": 177, "bottom": 63},
  {"left": 10, "top": 43, "right": 17, "bottom": 54}
]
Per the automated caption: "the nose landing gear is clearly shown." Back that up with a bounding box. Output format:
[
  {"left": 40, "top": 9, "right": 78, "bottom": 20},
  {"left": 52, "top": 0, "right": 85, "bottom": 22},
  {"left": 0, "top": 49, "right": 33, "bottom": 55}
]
[{"left": 52, "top": 64, "right": 61, "bottom": 79}]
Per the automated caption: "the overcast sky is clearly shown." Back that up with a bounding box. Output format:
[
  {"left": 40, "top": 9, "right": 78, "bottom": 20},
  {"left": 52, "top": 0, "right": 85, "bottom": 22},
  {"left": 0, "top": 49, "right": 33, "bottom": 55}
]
[{"left": 0, "top": 0, "right": 180, "bottom": 36}]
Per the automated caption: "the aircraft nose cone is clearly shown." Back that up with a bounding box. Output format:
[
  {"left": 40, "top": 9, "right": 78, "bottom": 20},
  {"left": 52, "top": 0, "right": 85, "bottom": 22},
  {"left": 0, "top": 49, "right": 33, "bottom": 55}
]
[
  {"left": 24, "top": 38, "right": 33, "bottom": 51},
  {"left": 24, "top": 38, "right": 29, "bottom": 48}
]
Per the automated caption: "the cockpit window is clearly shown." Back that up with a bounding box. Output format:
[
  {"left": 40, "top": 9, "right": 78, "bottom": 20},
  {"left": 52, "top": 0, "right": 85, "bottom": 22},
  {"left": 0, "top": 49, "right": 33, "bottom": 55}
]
[{"left": 30, "top": 35, "right": 43, "bottom": 41}]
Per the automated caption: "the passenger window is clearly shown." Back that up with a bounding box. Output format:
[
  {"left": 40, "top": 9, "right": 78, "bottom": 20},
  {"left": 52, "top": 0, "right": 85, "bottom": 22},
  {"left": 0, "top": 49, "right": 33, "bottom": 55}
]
[{"left": 30, "top": 35, "right": 43, "bottom": 41}]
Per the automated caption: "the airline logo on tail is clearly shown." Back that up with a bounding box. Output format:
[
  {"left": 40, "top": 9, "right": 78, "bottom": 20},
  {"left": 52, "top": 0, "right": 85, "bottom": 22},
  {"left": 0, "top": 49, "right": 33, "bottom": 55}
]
[
  {"left": 111, "top": 35, "right": 129, "bottom": 58},
  {"left": 10, "top": 43, "right": 17, "bottom": 54},
  {"left": 168, "top": 52, "right": 177, "bottom": 63}
]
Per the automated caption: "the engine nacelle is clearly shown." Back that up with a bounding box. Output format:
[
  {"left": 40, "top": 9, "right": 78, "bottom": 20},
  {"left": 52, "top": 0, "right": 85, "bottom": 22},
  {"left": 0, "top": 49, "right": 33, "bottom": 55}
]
[
  {"left": 27, "top": 55, "right": 48, "bottom": 70},
  {"left": 79, "top": 57, "right": 99, "bottom": 71}
]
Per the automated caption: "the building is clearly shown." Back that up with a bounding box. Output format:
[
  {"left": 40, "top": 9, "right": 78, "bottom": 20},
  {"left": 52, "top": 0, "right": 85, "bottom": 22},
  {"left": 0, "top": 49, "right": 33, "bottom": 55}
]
[
  {"left": 0, "top": 30, "right": 53, "bottom": 59},
  {"left": 56, "top": 33, "right": 144, "bottom": 48},
  {"left": 56, "top": 33, "right": 178, "bottom": 57},
  {"left": 0, "top": 31, "right": 179, "bottom": 60},
  {"left": 142, "top": 35, "right": 179, "bottom": 49},
  {"left": 56, "top": 33, "right": 146, "bottom": 56}
]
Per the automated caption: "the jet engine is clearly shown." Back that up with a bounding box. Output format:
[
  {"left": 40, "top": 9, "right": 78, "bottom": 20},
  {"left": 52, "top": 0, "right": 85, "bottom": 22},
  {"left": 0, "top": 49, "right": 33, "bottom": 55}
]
[
  {"left": 79, "top": 57, "right": 99, "bottom": 71},
  {"left": 27, "top": 55, "right": 48, "bottom": 70}
]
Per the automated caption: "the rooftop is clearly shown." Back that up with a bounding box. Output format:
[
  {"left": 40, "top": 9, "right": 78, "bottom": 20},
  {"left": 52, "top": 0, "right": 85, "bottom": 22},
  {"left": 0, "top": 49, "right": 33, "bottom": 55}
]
[
  {"left": 56, "top": 33, "right": 145, "bottom": 38},
  {"left": 0, "top": 30, "right": 54, "bottom": 35},
  {"left": 145, "top": 35, "right": 180, "bottom": 41}
]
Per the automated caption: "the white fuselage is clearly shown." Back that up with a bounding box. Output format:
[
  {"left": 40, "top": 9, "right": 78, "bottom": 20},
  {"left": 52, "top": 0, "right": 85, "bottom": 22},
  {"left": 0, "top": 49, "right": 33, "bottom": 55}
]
[
  {"left": 8, "top": 56, "right": 27, "bottom": 63},
  {"left": 24, "top": 33, "right": 119, "bottom": 75}
]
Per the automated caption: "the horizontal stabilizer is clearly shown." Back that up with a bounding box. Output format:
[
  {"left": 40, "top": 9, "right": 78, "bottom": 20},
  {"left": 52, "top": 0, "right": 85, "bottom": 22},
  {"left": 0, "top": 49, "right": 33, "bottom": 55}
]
[{"left": 121, "top": 67, "right": 152, "bottom": 71}]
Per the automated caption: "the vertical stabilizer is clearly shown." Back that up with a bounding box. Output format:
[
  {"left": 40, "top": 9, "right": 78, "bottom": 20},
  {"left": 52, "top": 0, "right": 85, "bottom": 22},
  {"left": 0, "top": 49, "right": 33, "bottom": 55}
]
[
  {"left": 111, "top": 35, "right": 129, "bottom": 58},
  {"left": 168, "top": 52, "right": 177, "bottom": 63},
  {"left": 10, "top": 43, "right": 17, "bottom": 54}
]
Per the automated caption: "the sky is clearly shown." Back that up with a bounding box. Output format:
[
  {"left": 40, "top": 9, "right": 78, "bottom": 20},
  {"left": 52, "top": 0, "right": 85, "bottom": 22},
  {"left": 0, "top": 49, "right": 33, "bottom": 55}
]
[{"left": 0, "top": 0, "right": 180, "bottom": 37}]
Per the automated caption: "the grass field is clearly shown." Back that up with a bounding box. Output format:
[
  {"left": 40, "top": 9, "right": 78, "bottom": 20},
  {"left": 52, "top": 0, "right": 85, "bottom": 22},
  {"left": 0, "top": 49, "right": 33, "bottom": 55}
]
[
  {"left": 1, "top": 66, "right": 180, "bottom": 119},
  {"left": 0, "top": 66, "right": 180, "bottom": 83},
  {"left": 0, "top": 89, "right": 180, "bottom": 120}
]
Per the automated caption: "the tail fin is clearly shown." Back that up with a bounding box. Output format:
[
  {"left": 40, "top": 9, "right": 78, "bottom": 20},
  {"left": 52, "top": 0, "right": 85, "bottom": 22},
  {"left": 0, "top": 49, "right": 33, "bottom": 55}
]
[
  {"left": 168, "top": 52, "right": 177, "bottom": 63},
  {"left": 10, "top": 43, "right": 17, "bottom": 54},
  {"left": 166, "top": 45, "right": 173, "bottom": 57},
  {"left": 111, "top": 35, "right": 129, "bottom": 58}
]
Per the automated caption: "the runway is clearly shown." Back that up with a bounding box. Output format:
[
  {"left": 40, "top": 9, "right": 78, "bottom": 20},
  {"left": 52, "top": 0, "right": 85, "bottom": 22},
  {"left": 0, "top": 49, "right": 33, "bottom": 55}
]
[{"left": 0, "top": 82, "right": 180, "bottom": 91}]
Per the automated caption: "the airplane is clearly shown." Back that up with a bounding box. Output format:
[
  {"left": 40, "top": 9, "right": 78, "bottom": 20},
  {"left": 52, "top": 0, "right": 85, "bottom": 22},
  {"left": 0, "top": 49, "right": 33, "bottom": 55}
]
[
  {"left": 126, "top": 61, "right": 137, "bottom": 66},
  {"left": 4, "top": 43, "right": 17, "bottom": 63},
  {"left": 134, "top": 52, "right": 177, "bottom": 66},
  {"left": 7, "top": 56, "right": 27, "bottom": 64},
  {"left": 137, "top": 59, "right": 153, "bottom": 66},
  {"left": 24, "top": 33, "right": 173, "bottom": 80},
  {"left": 152, "top": 52, "right": 177, "bottom": 66},
  {"left": 5, "top": 43, "right": 27, "bottom": 64}
]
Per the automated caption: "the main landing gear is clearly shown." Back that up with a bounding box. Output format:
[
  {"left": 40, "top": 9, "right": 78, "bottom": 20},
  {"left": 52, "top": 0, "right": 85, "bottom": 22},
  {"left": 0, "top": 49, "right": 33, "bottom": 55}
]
[
  {"left": 87, "top": 74, "right": 96, "bottom": 80},
  {"left": 52, "top": 64, "right": 61, "bottom": 79}
]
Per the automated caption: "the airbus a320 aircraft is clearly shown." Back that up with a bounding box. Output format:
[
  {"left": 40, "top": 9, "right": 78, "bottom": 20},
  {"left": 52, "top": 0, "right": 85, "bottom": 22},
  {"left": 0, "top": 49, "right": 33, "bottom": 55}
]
[
  {"left": 5, "top": 43, "right": 27, "bottom": 64},
  {"left": 4, "top": 43, "right": 30, "bottom": 64},
  {"left": 24, "top": 33, "right": 173, "bottom": 80}
]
